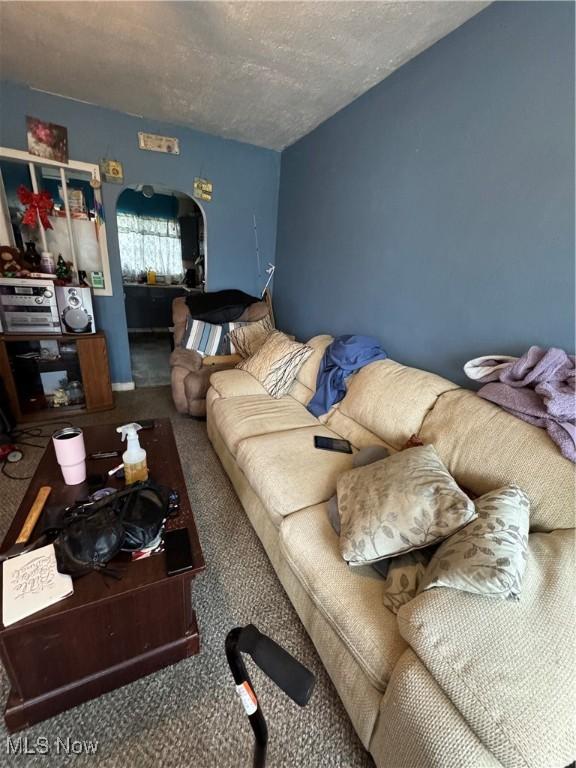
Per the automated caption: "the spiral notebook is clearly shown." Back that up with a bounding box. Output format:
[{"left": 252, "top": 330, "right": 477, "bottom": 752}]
[{"left": 2, "top": 544, "right": 73, "bottom": 627}]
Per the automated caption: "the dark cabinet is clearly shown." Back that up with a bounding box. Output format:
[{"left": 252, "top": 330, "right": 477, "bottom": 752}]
[
  {"left": 124, "top": 285, "right": 149, "bottom": 328},
  {"left": 179, "top": 215, "right": 199, "bottom": 263},
  {"left": 124, "top": 285, "right": 187, "bottom": 330},
  {"left": 0, "top": 332, "right": 113, "bottom": 422}
]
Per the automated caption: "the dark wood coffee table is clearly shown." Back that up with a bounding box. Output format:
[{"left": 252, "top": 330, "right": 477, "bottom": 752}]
[{"left": 0, "top": 418, "right": 205, "bottom": 731}]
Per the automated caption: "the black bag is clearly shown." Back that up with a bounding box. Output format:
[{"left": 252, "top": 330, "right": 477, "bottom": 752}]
[
  {"left": 54, "top": 505, "right": 124, "bottom": 577},
  {"left": 53, "top": 482, "right": 169, "bottom": 577},
  {"left": 120, "top": 484, "right": 169, "bottom": 551}
]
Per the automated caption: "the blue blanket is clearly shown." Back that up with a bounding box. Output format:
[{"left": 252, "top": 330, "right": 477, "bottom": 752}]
[{"left": 307, "top": 335, "right": 388, "bottom": 417}]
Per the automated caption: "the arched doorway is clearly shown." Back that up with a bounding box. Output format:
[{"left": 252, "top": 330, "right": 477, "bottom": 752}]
[{"left": 116, "top": 184, "right": 206, "bottom": 387}]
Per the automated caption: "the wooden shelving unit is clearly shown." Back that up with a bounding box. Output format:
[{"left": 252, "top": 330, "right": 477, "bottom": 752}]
[{"left": 0, "top": 331, "right": 114, "bottom": 422}]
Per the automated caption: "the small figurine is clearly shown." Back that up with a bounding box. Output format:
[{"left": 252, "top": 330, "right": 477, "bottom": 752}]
[
  {"left": 52, "top": 387, "right": 70, "bottom": 408},
  {"left": 24, "top": 241, "right": 42, "bottom": 269}
]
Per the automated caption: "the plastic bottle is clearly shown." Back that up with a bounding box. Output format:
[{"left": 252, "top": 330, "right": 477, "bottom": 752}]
[{"left": 116, "top": 423, "right": 148, "bottom": 484}]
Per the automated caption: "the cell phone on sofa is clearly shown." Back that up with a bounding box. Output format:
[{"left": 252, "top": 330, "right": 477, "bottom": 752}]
[{"left": 313, "top": 435, "right": 353, "bottom": 454}]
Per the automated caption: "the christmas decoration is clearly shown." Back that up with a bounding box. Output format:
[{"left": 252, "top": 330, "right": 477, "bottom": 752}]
[
  {"left": 17, "top": 185, "right": 54, "bottom": 230},
  {"left": 56, "top": 254, "right": 71, "bottom": 281}
]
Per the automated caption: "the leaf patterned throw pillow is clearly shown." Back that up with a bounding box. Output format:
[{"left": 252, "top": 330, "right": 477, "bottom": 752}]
[
  {"left": 381, "top": 549, "right": 433, "bottom": 614},
  {"left": 338, "top": 445, "right": 476, "bottom": 566},
  {"left": 418, "top": 485, "right": 530, "bottom": 599}
]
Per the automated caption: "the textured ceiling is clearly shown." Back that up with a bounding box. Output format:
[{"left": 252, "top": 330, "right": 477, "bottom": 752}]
[{"left": 0, "top": 1, "right": 489, "bottom": 150}]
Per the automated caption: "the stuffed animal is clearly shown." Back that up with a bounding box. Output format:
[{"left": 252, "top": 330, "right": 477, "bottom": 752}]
[{"left": 0, "top": 246, "right": 32, "bottom": 278}]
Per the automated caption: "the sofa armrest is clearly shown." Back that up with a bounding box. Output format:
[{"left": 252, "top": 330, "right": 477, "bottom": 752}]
[
  {"left": 397, "top": 530, "right": 575, "bottom": 768},
  {"left": 202, "top": 353, "right": 241, "bottom": 367},
  {"left": 172, "top": 296, "right": 189, "bottom": 326},
  {"left": 172, "top": 296, "right": 189, "bottom": 346},
  {"left": 173, "top": 322, "right": 186, "bottom": 347},
  {"left": 373, "top": 648, "right": 502, "bottom": 768},
  {"left": 170, "top": 344, "right": 240, "bottom": 373},
  {"left": 183, "top": 362, "right": 243, "bottom": 418},
  {"left": 170, "top": 347, "right": 202, "bottom": 372}
]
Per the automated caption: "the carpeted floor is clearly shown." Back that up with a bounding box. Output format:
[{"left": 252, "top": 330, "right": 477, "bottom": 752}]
[
  {"left": 128, "top": 333, "right": 172, "bottom": 387},
  {"left": 0, "top": 387, "right": 373, "bottom": 767}
]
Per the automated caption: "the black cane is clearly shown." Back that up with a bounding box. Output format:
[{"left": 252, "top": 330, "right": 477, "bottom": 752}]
[{"left": 225, "top": 624, "right": 315, "bottom": 768}]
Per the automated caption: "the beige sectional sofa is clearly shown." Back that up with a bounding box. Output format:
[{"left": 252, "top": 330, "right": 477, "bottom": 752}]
[{"left": 206, "top": 334, "right": 575, "bottom": 768}]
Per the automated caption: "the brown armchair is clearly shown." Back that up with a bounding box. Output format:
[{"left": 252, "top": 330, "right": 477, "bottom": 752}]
[{"left": 170, "top": 296, "right": 270, "bottom": 417}]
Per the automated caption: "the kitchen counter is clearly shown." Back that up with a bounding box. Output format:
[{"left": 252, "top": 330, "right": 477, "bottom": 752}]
[
  {"left": 122, "top": 282, "right": 192, "bottom": 290},
  {"left": 123, "top": 283, "right": 191, "bottom": 329}
]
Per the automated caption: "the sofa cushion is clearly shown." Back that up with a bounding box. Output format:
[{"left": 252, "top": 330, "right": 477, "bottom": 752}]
[
  {"left": 236, "top": 426, "right": 354, "bottom": 522},
  {"left": 328, "top": 359, "right": 458, "bottom": 449},
  {"left": 398, "top": 529, "right": 575, "bottom": 768},
  {"left": 209, "top": 369, "right": 267, "bottom": 398},
  {"left": 289, "top": 335, "right": 333, "bottom": 405},
  {"left": 323, "top": 408, "right": 394, "bottom": 451},
  {"left": 279, "top": 503, "right": 408, "bottom": 691},
  {"left": 420, "top": 389, "right": 576, "bottom": 532},
  {"left": 372, "top": 648, "right": 503, "bottom": 768},
  {"left": 211, "top": 395, "right": 318, "bottom": 455}
]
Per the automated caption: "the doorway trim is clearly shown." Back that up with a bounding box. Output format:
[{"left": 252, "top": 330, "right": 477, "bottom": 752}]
[
  {"left": 114, "top": 183, "right": 208, "bottom": 291},
  {"left": 192, "top": 196, "right": 208, "bottom": 291}
]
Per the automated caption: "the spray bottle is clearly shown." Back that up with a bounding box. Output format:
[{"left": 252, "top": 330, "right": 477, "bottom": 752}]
[{"left": 116, "top": 423, "right": 148, "bottom": 484}]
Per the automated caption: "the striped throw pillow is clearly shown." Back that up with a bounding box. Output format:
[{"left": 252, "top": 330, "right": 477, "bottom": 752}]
[
  {"left": 181, "top": 318, "right": 252, "bottom": 356},
  {"left": 181, "top": 318, "right": 224, "bottom": 356},
  {"left": 237, "top": 331, "right": 313, "bottom": 398}
]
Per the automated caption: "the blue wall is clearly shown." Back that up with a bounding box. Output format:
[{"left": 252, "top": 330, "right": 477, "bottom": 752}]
[
  {"left": 116, "top": 189, "right": 179, "bottom": 219},
  {"left": 0, "top": 82, "right": 280, "bottom": 383},
  {"left": 274, "top": 2, "right": 575, "bottom": 385}
]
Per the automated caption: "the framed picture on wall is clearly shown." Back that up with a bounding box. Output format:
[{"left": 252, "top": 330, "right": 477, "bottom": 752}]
[{"left": 26, "top": 116, "right": 69, "bottom": 164}]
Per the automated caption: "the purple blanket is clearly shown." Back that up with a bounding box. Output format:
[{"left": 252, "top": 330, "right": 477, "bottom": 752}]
[{"left": 475, "top": 346, "right": 576, "bottom": 463}]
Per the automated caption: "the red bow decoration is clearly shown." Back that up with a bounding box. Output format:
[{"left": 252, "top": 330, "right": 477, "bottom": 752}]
[{"left": 17, "top": 185, "right": 54, "bottom": 230}]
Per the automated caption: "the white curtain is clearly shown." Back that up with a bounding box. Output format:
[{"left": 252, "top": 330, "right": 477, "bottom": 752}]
[{"left": 117, "top": 213, "right": 182, "bottom": 279}]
